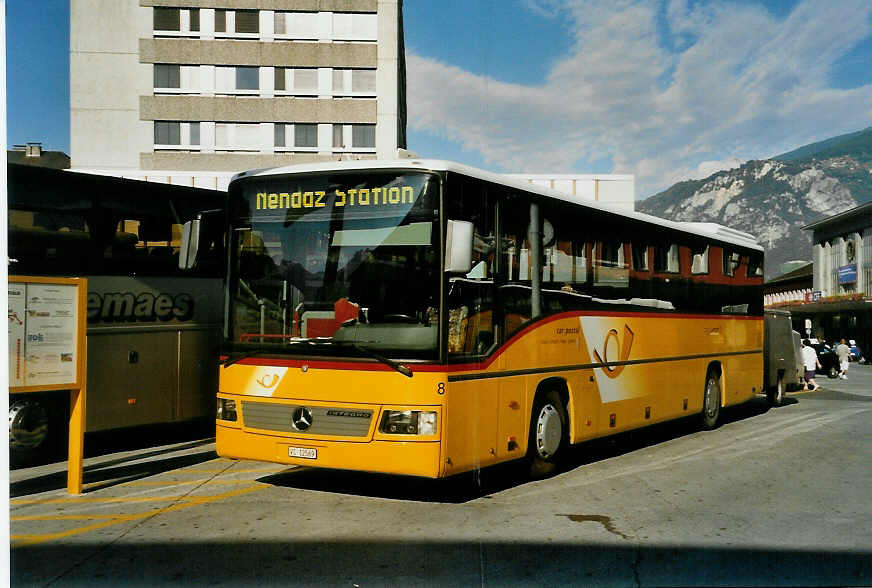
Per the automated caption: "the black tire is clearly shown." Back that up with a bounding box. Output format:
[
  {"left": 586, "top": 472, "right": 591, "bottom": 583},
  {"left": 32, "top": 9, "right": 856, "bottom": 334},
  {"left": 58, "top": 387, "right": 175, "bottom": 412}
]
[
  {"left": 767, "top": 374, "right": 784, "bottom": 407},
  {"left": 527, "top": 390, "right": 568, "bottom": 479},
  {"left": 701, "top": 371, "right": 721, "bottom": 430},
  {"left": 9, "top": 393, "right": 67, "bottom": 468},
  {"left": 827, "top": 364, "right": 838, "bottom": 379}
]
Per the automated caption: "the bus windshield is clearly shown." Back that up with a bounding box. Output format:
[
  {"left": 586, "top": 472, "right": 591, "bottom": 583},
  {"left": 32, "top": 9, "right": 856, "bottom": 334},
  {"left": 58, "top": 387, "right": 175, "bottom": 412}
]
[{"left": 227, "top": 170, "right": 441, "bottom": 360}]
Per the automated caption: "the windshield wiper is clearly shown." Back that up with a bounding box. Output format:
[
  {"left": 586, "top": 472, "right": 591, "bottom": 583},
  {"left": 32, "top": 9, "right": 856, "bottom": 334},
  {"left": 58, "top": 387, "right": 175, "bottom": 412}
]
[
  {"left": 223, "top": 339, "right": 313, "bottom": 367},
  {"left": 223, "top": 340, "right": 413, "bottom": 378},
  {"left": 332, "top": 341, "right": 413, "bottom": 378}
]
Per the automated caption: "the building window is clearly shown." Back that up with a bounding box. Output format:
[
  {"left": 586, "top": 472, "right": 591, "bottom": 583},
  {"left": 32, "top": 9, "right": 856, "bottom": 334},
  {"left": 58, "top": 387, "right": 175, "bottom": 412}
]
[
  {"left": 190, "top": 9, "right": 200, "bottom": 32},
  {"left": 333, "top": 69, "right": 377, "bottom": 94},
  {"left": 154, "top": 121, "right": 181, "bottom": 145},
  {"left": 294, "top": 69, "right": 318, "bottom": 93},
  {"left": 295, "top": 124, "right": 317, "bottom": 148},
  {"left": 215, "top": 123, "right": 260, "bottom": 151},
  {"left": 274, "top": 12, "right": 286, "bottom": 34},
  {"left": 235, "top": 10, "right": 259, "bottom": 33},
  {"left": 351, "top": 70, "right": 376, "bottom": 93},
  {"left": 274, "top": 11, "right": 319, "bottom": 39},
  {"left": 333, "top": 124, "right": 344, "bottom": 148},
  {"left": 154, "top": 7, "right": 180, "bottom": 31},
  {"left": 153, "top": 121, "right": 199, "bottom": 149},
  {"left": 332, "top": 69, "right": 344, "bottom": 92},
  {"left": 154, "top": 64, "right": 180, "bottom": 89},
  {"left": 274, "top": 68, "right": 322, "bottom": 94},
  {"left": 215, "top": 9, "right": 226, "bottom": 33},
  {"left": 352, "top": 125, "right": 375, "bottom": 148},
  {"left": 276, "top": 124, "right": 319, "bottom": 149},
  {"left": 235, "top": 67, "right": 259, "bottom": 91},
  {"left": 332, "top": 12, "right": 378, "bottom": 40}
]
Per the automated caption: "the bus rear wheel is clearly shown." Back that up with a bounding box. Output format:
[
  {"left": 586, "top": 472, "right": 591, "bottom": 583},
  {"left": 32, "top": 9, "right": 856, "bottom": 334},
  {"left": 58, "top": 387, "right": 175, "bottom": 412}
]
[
  {"left": 527, "top": 390, "right": 568, "bottom": 479},
  {"left": 701, "top": 371, "right": 721, "bottom": 430},
  {"left": 9, "top": 395, "right": 64, "bottom": 467}
]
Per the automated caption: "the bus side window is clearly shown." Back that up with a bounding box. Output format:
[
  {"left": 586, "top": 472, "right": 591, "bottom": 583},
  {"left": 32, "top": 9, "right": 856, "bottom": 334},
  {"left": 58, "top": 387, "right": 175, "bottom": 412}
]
[
  {"left": 541, "top": 203, "right": 589, "bottom": 294},
  {"left": 498, "top": 195, "right": 533, "bottom": 337},
  {"left": 445, "top": 173, "right": 497, "bottom": 358},
  {"left": 447, "top": 279, "right": 494, "bottom": 356}
]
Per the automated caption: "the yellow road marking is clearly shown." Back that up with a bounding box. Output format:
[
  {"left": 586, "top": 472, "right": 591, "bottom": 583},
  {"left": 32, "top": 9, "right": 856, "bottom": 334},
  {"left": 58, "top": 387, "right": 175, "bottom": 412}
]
[
  {"left": 177, "top": 468, "right": 290, "bottom": 474},
  {"left": 12, "top": 496, "right": 188, "bottom": 505},
  {"left": 119, "top": 479, "right": 255, "bottom": 487},
  {"left": 12, "top": 514, "right": 124, "bottom": 521},
  {"left": 11, "top": 484, "right": 268, "bottom": 547}
]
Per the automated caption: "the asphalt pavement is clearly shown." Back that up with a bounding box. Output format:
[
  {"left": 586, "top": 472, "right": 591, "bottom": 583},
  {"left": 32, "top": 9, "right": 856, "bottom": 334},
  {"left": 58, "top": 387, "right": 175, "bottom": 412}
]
[{"left": 9, "top": 363, "right": 872, "bottom": 587}]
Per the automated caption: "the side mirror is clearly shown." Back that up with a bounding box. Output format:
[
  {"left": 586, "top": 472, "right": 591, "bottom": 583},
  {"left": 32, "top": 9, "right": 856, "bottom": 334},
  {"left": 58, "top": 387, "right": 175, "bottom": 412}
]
[
  {"left": 445, "top": 220, "right": 474, "bottom": 274},
  {"left": 178, "top": 219, "right": 201, "bottom": 270}
]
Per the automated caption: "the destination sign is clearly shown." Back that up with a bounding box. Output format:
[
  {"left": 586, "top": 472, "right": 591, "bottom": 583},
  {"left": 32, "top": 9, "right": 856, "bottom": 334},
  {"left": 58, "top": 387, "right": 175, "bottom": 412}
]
[{"left": 256, "top": 186, "right": 417, "bottom": 211}]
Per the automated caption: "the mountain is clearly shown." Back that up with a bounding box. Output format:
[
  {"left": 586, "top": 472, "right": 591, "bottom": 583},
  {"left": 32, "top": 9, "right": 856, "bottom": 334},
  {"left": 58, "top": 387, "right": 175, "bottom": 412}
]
[
  {"left": 638, "top": 128, "right": 872, "bottom": 279},
  {"left": 775, "top": 127, "right": 872, "bottom": 162}
]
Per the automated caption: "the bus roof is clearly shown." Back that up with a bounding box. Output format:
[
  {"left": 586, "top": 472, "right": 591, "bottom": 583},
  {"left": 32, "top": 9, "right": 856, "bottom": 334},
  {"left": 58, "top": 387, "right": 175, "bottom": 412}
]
[{"left": 231, "top": 159, "right": 762, "bottom": 252}]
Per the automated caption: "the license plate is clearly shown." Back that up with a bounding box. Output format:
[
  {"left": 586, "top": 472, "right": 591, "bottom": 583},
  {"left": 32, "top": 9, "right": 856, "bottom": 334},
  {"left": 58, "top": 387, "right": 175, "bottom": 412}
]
[{"left": 288, "top": 446, "right": 317, "bottom": 459}]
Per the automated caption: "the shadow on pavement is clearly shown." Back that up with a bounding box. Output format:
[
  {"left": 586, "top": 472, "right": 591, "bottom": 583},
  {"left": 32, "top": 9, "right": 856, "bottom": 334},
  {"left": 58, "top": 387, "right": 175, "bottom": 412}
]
[
  {"left": 800, "top": 389, "right": 872, "bottom": 402},
  {"left": 83, "top": 419, "right": 215, "bottom": 458},
  {"left": 259, "top": 397, "right": 778, "bottom": 504},
  {"left": 10, "top": 419, "right": 216, "bottom": 471},
  {"left": 11, "top": 539, "right": 871, "bottom": 587},
  {"left": 258, "top": 460, "right": 527, "bottom": 504},
  {"left": 10, "top": 447, "right": 218, "bottom": 497}
]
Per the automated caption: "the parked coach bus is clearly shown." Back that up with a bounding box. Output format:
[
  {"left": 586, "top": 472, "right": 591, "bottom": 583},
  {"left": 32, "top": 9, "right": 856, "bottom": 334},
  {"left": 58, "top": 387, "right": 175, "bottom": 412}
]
[
  {"left": 180, "top": 159, "right": 764, "bottom": 479},
  {"left": 8, "top": 164, "right": 223, "bottom": 465}
]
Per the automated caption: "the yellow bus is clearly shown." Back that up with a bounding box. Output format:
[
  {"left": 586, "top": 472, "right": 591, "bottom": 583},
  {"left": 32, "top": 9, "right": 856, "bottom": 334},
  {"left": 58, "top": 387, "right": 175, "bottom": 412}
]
[{"left": 181, "top": 159, "right": 764, "bottom": 478}]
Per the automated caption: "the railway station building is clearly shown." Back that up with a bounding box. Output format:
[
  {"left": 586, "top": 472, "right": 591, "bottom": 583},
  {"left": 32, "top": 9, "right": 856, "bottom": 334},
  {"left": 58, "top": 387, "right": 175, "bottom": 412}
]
[{"left": 769, "top": 202, "right": 872, "bottom": 357}]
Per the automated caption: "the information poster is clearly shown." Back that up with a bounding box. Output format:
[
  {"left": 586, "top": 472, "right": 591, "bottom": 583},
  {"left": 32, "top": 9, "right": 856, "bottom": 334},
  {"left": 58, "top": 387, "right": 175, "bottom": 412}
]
[
  {"left": 8, "top": 284, "right": 26, "bottom": 387},
  {"left": 7, "top": 281, "right": 80, "bottom": 388}
]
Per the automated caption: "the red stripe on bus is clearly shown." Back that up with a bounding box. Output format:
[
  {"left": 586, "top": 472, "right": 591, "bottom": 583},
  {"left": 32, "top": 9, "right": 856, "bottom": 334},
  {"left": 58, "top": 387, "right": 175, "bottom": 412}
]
[{"left": 221, "top": 311, "right": 760, "bottom": 373}]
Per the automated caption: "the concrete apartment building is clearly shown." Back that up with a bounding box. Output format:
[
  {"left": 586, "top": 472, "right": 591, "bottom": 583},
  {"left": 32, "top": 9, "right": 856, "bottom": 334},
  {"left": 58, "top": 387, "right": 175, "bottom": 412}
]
[
  {"left": 68, "top": 0, "right": 636, "bottom": 210},
  {"left": 70, "top": 0, "right": 406, "bottom": 187}
]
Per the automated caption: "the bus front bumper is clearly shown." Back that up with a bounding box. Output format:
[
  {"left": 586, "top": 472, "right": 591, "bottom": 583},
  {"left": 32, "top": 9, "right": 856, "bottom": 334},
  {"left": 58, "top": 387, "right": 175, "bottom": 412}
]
[{"left": 216, "top": 424, "right": 444, "bottom": 478}]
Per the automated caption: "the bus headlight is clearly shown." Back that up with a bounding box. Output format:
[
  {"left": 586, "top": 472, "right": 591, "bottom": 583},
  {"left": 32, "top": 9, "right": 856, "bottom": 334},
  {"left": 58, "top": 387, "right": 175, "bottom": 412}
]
[
  {"left": 379, "top": 410, "right": 437, "bottom": 435},
  {"left": 217, "top": 398, "right": 237, "bottom": 422}
]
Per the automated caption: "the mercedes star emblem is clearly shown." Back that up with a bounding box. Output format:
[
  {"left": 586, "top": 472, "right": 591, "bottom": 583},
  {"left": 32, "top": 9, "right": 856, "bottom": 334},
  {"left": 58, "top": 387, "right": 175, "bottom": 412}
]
[{"left": 292, "top": 407, "right": 313, "bottom": 431}]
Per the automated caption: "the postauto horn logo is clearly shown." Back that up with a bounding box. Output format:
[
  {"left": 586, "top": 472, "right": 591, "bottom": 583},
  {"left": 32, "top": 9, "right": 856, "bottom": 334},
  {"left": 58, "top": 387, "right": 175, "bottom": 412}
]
[
  {"left": 87, "top": 292, "right": 195, "bottom": 323},
  {"left": 591, "top": 325, "right": 635, "bottom": 379}
]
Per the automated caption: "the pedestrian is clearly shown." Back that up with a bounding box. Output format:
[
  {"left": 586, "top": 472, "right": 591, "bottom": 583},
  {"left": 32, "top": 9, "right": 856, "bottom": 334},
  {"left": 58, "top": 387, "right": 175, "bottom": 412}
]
[
  {"left": 836, "top": 338, "right": 851, "bottom": 380},
  {"left": 801, "top": 339, "right": 822, "bottom": 391}
]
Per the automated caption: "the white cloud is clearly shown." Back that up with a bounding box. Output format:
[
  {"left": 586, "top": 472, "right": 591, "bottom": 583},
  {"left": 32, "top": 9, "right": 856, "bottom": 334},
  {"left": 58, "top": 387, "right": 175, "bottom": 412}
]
[
  {"left": 407, "top": 0, "right": 872, "bottom": 198},
  {"left": 519, "top": 0, "right": 566, "bottom": 18}
]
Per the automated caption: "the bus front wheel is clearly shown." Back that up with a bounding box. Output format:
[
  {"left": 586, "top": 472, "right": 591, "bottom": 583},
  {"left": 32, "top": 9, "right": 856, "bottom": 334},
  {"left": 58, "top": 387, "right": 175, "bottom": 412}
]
[
  {"left": 527, "top": 390, "right": 568, "bottom": 479},
  {"left": 701, "top": 371, "right": 721, "bottom": 430}
]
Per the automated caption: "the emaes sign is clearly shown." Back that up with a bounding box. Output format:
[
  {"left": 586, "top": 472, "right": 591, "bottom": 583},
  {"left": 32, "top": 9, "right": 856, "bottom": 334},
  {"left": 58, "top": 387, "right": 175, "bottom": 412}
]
[{"left": 88, "top": 291, "right": 195, "bottom": 323}]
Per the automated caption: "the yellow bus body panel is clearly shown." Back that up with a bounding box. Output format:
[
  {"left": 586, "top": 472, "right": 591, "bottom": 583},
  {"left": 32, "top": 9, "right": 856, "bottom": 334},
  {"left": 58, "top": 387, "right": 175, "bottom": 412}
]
[{"left": 216, "top": 313, "right": 762, "bottom": 478}]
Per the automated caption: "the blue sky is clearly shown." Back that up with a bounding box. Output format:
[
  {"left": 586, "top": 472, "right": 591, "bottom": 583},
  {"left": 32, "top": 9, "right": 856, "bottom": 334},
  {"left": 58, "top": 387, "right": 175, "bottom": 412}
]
[{"left": 6, "top": 0, "right": 872, "bottom": 197}]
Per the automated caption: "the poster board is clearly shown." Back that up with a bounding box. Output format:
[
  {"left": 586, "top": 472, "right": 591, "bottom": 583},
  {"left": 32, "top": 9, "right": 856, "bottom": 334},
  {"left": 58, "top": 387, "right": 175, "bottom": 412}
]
[{"left": 8, "top": 276, "right": 88, "bottom": 494}]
